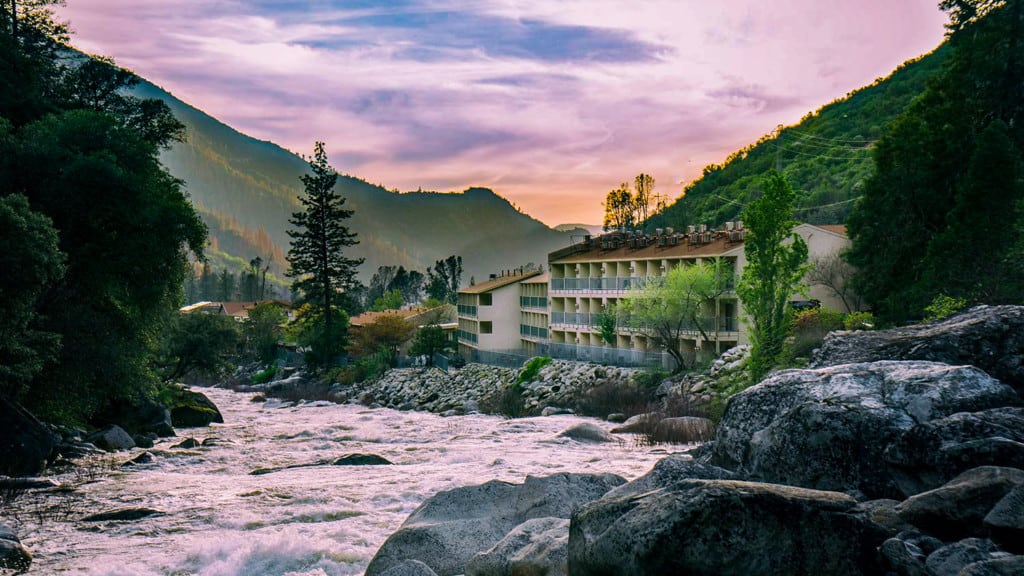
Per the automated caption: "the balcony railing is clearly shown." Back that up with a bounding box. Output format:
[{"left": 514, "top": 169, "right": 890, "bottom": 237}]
[
  {"left": 519, "top": 296, "right": 548, "bottom": 309},
  {"left": 457, "top": 329, "right": 478, "bottom": 344},
  {"left": 457, "top": 304, "right": 478, "bottom": 317},
  {"left": 519, "top": 324, "right": 549, "bottom": 339},
  {"left": 549, "top": 313, "right": 739, "bottom": 335},
  {"left": 550, "top": 276, "right": 736, "bottom": 293}
]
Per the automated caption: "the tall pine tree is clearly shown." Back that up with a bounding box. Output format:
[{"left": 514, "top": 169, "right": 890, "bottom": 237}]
[{"left": 286, "top": 141, "right": 363, "bottom": 367}]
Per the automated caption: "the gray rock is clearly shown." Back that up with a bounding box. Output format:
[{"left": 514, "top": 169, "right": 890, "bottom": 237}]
[
  {"left": 132, "top": 433, "right": 157, "bottom": 448},
  {"left": 809, "top": 305, "right": 1024, "bottom": 396},
  {"left": 172, "top": 437, "right": 200, "bottom": 449},
  {"left": 651, "top": 416, "right": 715, "bottom": 443},
  {"left": 896, "top": 466, "right": 1024, "bottom": 540},
  {"left": 852, "top": 499, "right": 914, "bottom": 533},
  {"left": 609, "top": 412, "right": 659, "bottom": 434},
  {"left": 0, "top": 396, "right": 56, "bottom": 476},
  {"left": 464, "top": 517, "right": 569, "bottom": 576},
  {"left": 879, "top": 536, "right": 929, "bottom": 576},
  {"left": 167, "top": 387, "right": 224, "bottom": 428},
  {"left": 710, "top": 361, "right": 1019, "bottom": 498},
  {"left": 0, "top": 523, "right": 30, "bottom": 573},
  {"left": 81, "top": 507, "right": 166, "bottom": 522},
  {"left": 604, "top": 455, "right": 737, "bottom": 500},
  {"left": 365, "top": 473, "right": 624, "bottom": 576},
  {"left": 540, "top": 406, "right": 572, "bottom": 417},
  {"left": 333, "top": 454, "right": 392, "bottom": 466},
  {"left": 86, "top": 425, "right": 136, "bottom": 452},
  {"left": 377, "top": 559, "right": 439, "bottom": 576},
  {"left": 606, "top": 413, "right": 626, "bottom": 423},
  {"left": 556, "top": 423, "right": 615, "bottom": 443},
  {"left": 121, "top": 451, "right": 154, "bottom": 467},
  {"left": 984, "top": 485, "right": 1024, "bottom": 553},
  {"left": 958, "top": 556, "right": 1024, "bottom": 576},
  {"left": 568, "top": 479, "right": 888, "bottom": 576},
  {"left": 924, "top": 538, "right": 1002, "bottom": 576}
]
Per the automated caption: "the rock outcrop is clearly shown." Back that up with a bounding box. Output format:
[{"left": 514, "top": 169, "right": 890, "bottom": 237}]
[
  {"left": 0, "top": 396, "right": 56, "bottom": 476},
  {"left": 709, "top": 361, "right": 1019, "bottom": 498},
  {"left": 365, "top": 473, "right": 624, "bottom": 576},
  {"left": 568, "top": 479, "right": 889, "bottom": 576},
  {"left": 85, "top": 425, "right": 136, "bottom": 452},
  {"left": 166, "top": 386, "right": 223, "bottom": 428},
  {"left": 0, "top": 523, "right": 31, "bottom": 573},
  {"left": 810, "top": 305, "right": 1024, "bottom": 395},
  {"left": 464, "top": 517, "right": 569, "bottom": 576}
]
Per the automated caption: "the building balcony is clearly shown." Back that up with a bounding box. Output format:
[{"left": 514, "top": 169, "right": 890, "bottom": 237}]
[
  {"left": 519, "top": 296, "right": 548, "bottom": 309},
  {"left": 519, "top": 324, "right": 549, "bottom": 341},
  {"left": 457, "top": 304, "right": 478, "bottom": 318},
  {"left": 457, "top": 329, "right": 478, "bottom": 344}
]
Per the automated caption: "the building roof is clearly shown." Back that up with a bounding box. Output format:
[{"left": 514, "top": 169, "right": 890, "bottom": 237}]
[
  {"left": 460, "top": 269, "right": 543, "bottom": 294},
  {"left": 809, "top": 224, "right": 848, "bottom": 237},
  {"left": 349, "top": 305, "right": 451, "bottom": 327},
  {"left": 549, "top": 233, "right": 744, "bottom": 264},
  {"left": 520, "top": 272, "right": 550, "bottom": 285}
]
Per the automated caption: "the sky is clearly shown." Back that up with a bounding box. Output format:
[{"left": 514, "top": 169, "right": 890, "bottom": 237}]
[{"left": 56, "top": 1, "right": 950, "bottom": 226}]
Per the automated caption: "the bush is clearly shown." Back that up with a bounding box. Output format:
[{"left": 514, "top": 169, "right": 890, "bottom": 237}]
[
  {"left": 575, "top": 378, "right": 652, "bottom": 419},
  {"left": 785, "top": 307, "right": 845, "bottom": 362},
  {"left": 843, "top": 311, "right": 875, "bottom": 330},
  {"left": 250, "top": 362, "right": 278, "bottom": 385},
  {"left": 923, "top": 294, "right": 967, "bottom": 322},
  {"left": 516, "top": 356, "right": 552, "bottom": 386},
  {"left": 633, "top": 368, "right": 669, "bottom": 391}
]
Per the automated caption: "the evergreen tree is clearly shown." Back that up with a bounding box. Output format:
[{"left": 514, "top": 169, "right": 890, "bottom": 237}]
[
  {"left": 737, "top": 172, "right": 809, "bottom": 383},
  {"left": 425, "top": 255, "right": 462, "bottom": 304},
  {"left": 286, "top": 141, "right": 363, "bottom": 367}
]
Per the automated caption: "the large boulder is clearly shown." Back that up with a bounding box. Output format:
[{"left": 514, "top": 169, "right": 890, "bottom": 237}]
[
  {"left": 556, "top": 422, "right": 615, "bottom": 443},
  {"left": 710, "top": 361, "right": 1019, "bottom": 498},
  {"left": 85, "top": 425, "right": 136, "bottom": 452},
  {"left": 896, "top": 466, "right": 1024, "bottom": 541},
  {"left": 984, "top": 485, "right": 1024, "bottom": 553},
  {"left": 603, "top": 455, "right": 737, "bottom": 500},
  {"left": 924, "top": 538, "right": 1004, "bottom": 576},
  {"left": 809, "top": 305, "right": 1024, "bottom": 395},
  {"left": 568, "top": 479, "right": 889, "bottom": 576},
  {"left": 0, "top": 396, "right": 56, "bottom": 476},
  {"left": 365, "top": 473, "right": 624, "bottom": 576},
  {"left": 884, "top": 407, "right": 1024, "bottom": 495},
  {"left": 464, "top": 517, "right": 569, "bottom": 576},
  {"left": 166, "top": 386, "right": 223, "bottom": 428},
  {"left": 0, "top": 523, "right": 31, "bottom": 572}
]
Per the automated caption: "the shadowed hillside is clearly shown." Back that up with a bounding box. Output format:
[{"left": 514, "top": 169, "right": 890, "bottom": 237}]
[{"left": 133, "top": 81, "right": 569, "bottom": 289}]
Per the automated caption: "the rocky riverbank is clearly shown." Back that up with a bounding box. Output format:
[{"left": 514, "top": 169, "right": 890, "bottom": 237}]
[{"left": 364, "top": 305, "right": 1024, "bottom": 576}]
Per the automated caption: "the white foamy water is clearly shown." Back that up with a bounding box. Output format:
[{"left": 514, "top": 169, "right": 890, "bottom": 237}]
[{"left": 13, "top": 388, "right": 671, "bottom": 575}]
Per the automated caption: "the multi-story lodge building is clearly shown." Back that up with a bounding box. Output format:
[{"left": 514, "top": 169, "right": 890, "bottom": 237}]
[{"left": 457, "top": 222, "right": 854, "bottom": 368}]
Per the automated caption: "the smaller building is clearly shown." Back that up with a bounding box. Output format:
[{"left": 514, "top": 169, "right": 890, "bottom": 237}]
[
  {"left": 349, "top": 305, "right": 457, "bottom": 356},
  {"left": 458, "top": 268, "right": 543, "bottom": 358}
]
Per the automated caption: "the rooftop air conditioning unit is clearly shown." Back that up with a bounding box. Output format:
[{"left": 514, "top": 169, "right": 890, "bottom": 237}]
[
  {"left": 655, "top": 228, "right": 664, "bottom": 236},
  {"left": 666, "top": 227, "right": 674, "bottom": 235},
  {"left": 687, "top": 225, "right": 696, "bottom": 234},
  {"left": 699, "top": 224, "right": 707, "bottom": 233},
  {"left": 726, "top": 221, "right": 735, "bottom": 231},
  {"left": 736, "top": 220, "right": 744, "bottom": 230}
]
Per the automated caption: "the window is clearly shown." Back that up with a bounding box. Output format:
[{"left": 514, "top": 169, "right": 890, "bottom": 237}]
[
  {"left": 480, "top": 293, "right": 493, "bottom": 306},
  {"left": 480, "top": 321, "right": 493, "bottom": 334}
]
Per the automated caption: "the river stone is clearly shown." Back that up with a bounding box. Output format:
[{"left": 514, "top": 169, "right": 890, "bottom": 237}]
[
  {"left": 556, "top": 422, "right": 615, "bottom": 443},
  {"left": 878, "top": 535, "right": 929, "bottom": 576},
  {"left": 167, "top": 387, "right": 224, "bottom": 428},
  {"left": 710, "top": 361, "right": 1019, "bottom": 499},
  {"left": 810, "top": 305, "right": 1024, "bottom": 394},
  {"left": 984, "top": 485, "right": 1024, "bottom": 553},
  {"left": 121, "top": 451, "right": 154, "bottom": 467},
  {"left": 851, "top": 499, "right": 914, "bottom": 533},
  {"left": 924, "top": 538, "right": 1003, "bottom": 576},
  {"left": 959, "top": 556, "right": 1024, "bottom": 576},
  {"left": 652, "top": 416, "right": 715, "bottom": 443},
  {"left": 884, "top": 407, "right": 1024, "bottom": 495},
  {"left": 464, "top": 517, "right": 569, "bottom": 576},
  {"left": 0, "top": 523, "right": 30, "bottom": 573},
  {"left": 604, "top": 455, "right": 737, "bottom": 500},
  {"left": 896, "top": 466, "right": 1024, "bottom": 540},
  {"left": 86, "top": 425, "right": 136, "bottom": 452},
  {"left": 173, "top": 437, "right": 200, "bottom": 449},
  {"left": 332, "top": 454, "right": 392, "bottom": 466},
  {"left": 365, "top": 472, "right": 624, "bottom": 576},
  {"left": 0, "top": 396, "right": 56, "bottom": 476},
  {"left": 81, "top": 507, "right": 166, "bottom": 522},
  {"left": 568, "top": 479, "right": 888, "bottom": 576},
  {"left": 378, "top": 559, "right": 439, "bottom": 576},
  {"left": 609, "top": 412, "right": 659, "bottom": 434}
]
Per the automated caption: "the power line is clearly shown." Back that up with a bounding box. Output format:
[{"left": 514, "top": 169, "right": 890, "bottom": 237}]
[{"left": 785, "top": 128, "right": 876, "bottom": 145}]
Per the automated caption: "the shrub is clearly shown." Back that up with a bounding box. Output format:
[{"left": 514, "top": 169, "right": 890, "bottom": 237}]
[
  {"left": 575, "top": 378, "right": 652, "bottom": 419},
  {"left": 516, "top": 356, "right": 552, "bottom": 386},
  {"left": 843, "top": 311, "right": 875, "bottom": 330},
  {"left": 923, "top": 294, "right": 967, "bottom": 322},
  {"left": 250, "top": 362, "right": 279, "bottom": 385},
  {"left": 786, "top": 307, "right": 845, "bottom": 362},
  {"left": 633, "top": 368, "right": 669, "bottom": 391}
]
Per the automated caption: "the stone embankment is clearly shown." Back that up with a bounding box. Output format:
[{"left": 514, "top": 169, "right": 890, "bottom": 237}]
[{"left": 364, "top": 305, "right": 1024, "bottom": 576}]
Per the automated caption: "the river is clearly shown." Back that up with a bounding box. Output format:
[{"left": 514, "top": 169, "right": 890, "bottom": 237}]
[{"left": 10, "top": 387, "right": 671, "bottom": 575}]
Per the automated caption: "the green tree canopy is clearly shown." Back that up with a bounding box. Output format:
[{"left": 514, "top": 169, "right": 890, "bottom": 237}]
[
  {"left": 616, "top": 260, "right": 732, "bottom": 372},
  {"left": 737, "top": 171, "right": 809, "bottom": 383},
  {"left": 286, "top": 141, "right": 363, "bottom": 368}
]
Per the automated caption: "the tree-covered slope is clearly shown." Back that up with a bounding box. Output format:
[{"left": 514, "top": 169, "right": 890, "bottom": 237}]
[
  {"left": 647, "top": 45, "right": 950, "bottom": 230},
  {"left": 133, "top": 81, "right": 569, "bottom": 287}
]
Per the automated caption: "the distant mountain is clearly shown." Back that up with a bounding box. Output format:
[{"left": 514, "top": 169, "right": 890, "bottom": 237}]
[
  {"left": 132, "top": 81, "right": 570, "bottom": 293},
  {"left": 554, "top": 223, "right": 603, "bottom": 235},
  {"left": 647, "top": 44, "right": 950, "bottom": 230}
]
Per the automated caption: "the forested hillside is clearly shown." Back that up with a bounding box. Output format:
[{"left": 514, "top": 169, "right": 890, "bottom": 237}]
[
  {"left": 647, "top": 45, "right": 949, "bottom": 230},
  {"left": 136, "top": 81, "right": 569, "bottom": 291}
]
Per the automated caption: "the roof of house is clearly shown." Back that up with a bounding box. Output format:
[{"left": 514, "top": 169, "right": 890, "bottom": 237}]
[
  {"left": 549, "top": 234, "right": 744, "bottom": 264},
  {"left": 810, "top": 224, "right": 848, "bottom": 237},
  {"left": 460, "top": 269, "right": 543, "bottom": 294},
  {"left": 349, "top": 306, "right": 449, "bottom": 327},
  {"left": 520, "top": 272, "right": 550, "bottom": 285}
]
